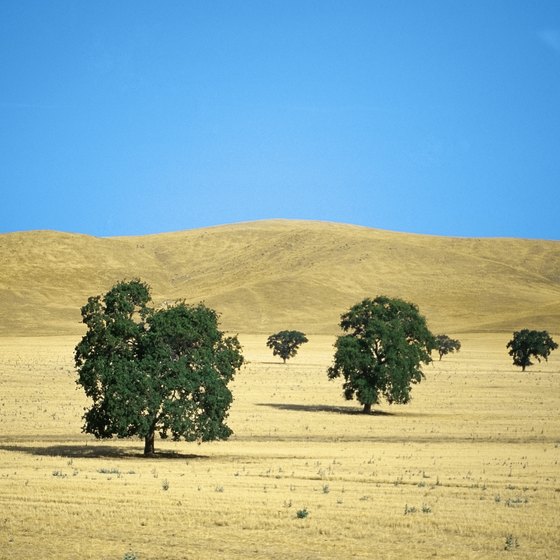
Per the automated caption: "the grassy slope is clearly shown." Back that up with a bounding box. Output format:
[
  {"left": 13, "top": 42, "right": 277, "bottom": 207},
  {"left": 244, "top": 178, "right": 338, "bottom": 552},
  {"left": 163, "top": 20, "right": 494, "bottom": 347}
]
[{"left": 1, "top": 219, "right": 559, "bottom": 335}]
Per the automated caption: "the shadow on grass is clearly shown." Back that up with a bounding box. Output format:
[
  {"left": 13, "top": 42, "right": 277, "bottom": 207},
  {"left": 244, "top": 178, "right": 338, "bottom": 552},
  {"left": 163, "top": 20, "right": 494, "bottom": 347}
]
[
  {"left": 256, "top": 402, "right": 395, "bottom": 416},
  {"left": 251, "top": 361, "right": 325, "bottom": 367},
  {"left": 256, "top": 361, "right": 290, "bottom": 366},
  {"left": 0, "top": 443, "right": 207, "bottom": 460}
]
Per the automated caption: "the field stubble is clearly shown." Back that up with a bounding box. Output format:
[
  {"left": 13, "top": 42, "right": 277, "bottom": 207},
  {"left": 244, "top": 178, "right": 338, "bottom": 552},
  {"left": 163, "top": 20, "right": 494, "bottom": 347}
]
[{"left": 0, "top": 333, "right": 559, "bottom": 559}]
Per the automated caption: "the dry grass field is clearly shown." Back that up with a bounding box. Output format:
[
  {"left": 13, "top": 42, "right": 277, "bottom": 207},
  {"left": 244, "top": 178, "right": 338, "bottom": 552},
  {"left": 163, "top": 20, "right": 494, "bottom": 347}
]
[
  {"left": 1, "top": 220, "right": 559, "bottom": 558},
  {"left": 2, "top": 220, "right": 560, "bottom": 336},
  {"left": 1, "top": 333, "right": 559, "bottom": 559}
]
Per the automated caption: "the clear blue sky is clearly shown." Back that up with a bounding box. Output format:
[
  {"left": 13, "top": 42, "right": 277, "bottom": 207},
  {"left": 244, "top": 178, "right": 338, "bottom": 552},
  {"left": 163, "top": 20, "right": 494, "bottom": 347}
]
[{"left": 1, "top": 1, "right": 559, "bottom": 239}]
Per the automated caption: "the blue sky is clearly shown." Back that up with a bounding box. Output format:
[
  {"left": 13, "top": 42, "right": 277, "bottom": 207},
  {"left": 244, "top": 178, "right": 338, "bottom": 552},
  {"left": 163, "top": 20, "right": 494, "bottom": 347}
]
[{"left": 1, "top": 1, "right": 559, "bottom": 239}]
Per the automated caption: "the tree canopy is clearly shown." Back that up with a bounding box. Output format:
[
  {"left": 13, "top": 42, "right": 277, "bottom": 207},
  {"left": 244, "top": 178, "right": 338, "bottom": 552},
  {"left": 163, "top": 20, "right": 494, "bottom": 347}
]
[
  {"left": 74, "top": 279, "right": 244, "bottom": 455},
  {"left": 266, "top": 330, "right": 308, "bottom": 363},
  {"left": 434, "top": 334, "right": 461, "bottom": 360},
  {"left": 506, "top": 329, "right": 557, "bottom": 372},
  {"left": 327, "top": 296, "right": 435, "bottom": 413}
]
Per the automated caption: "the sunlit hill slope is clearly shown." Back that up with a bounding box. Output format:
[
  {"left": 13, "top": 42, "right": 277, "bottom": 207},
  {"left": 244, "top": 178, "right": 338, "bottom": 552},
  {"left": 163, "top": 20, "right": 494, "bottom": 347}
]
[{"left": 1, "top": 220, "right": 559, "bottom": 336}]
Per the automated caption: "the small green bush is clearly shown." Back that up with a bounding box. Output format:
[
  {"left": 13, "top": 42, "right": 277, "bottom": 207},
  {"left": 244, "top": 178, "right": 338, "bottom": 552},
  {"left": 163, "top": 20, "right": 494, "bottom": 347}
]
[
  {"left": 504, "top": 534, "right": 519, "bottom": 551},
  {"left": 505, "top": 496, "right": 527, "bottom": 507},
  {"left": 97, "top": 467, "right": 120, "bottom": 475}
]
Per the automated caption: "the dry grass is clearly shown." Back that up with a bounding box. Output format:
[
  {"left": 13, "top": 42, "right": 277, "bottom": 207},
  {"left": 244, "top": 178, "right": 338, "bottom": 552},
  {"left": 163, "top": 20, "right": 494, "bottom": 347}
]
[
  {"left": 1, "top": 333, "right": 559, "bottom": 559},
  {"left": 2, "top": 220, "right": 559, "bottom": 336},
  {"left": 2, "top": 220, "right": 559, "bottom": 557}
]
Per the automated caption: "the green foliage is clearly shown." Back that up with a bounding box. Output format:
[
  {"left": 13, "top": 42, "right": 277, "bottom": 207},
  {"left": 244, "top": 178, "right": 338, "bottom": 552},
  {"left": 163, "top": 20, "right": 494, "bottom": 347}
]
[
  {"left": 74, "top": 279, "right": 244, "bottom": 455},
  {"left": 266, "top": 330, "right": 308, "bottom": 363},
  {"left": 404, "top": 503, "right": 431, "bottom": 515},
  {"left": 296, "top": 507, "right": 309, "bottom": 519},
  {"left": 504, "top": 534, "right": 519, "bottom": 551},
  {"left": 97, "top": 467, "right": 120, "bottom": 475},
  {"left": 328, "top": 296, "right": 435, "bottom": 413},
  {"left": 434, "top": 334, "right": 461, "bottom": 360},
  {"left": 506, "top": 329, "right": 557, "bottom": 371}
]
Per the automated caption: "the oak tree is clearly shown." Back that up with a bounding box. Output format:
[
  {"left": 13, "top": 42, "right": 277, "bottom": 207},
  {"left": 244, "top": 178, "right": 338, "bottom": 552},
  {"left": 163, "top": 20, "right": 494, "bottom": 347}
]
[
  {"left": 328, "top": 296, "right": 435, "bottom": 413},
  {"left": 434, "top": 334, "right": 461, "bottom": 360},
  {"left": 266, "top": 330, "right": 308, "bottom": 363},
  {"left": 74, "top": 280, "right": 244, "bottom": 455},
  {"left": 506, "top": 329, "right": 557, "bottom": 372}
]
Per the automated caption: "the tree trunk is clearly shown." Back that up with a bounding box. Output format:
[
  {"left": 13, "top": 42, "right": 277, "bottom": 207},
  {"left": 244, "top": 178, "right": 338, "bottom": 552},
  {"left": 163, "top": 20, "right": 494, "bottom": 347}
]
[
  {"left": 144, "top": 430, "right": 155, "bottom": 456},
  {"left": 363, "top": 403, "right": 372, "bottom": 414},
  {"left": 522, "top": 364, "right": 526, "bottom": 372}
]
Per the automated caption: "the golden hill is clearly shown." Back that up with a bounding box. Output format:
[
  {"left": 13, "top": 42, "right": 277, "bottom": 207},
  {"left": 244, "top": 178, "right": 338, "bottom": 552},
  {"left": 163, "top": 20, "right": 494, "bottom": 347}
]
[{"left": 1, "top": 219, "right": 559, "bottom": 336}]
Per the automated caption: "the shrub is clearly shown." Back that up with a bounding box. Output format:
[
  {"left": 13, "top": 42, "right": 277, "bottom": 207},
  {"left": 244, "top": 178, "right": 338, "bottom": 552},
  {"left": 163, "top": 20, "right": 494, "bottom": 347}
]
[
  {"left": 404, "top": 504, "right": 417, "bottom": 515},
  {"left": 504, "top": 534, "right": 519, "bottom": 550}
]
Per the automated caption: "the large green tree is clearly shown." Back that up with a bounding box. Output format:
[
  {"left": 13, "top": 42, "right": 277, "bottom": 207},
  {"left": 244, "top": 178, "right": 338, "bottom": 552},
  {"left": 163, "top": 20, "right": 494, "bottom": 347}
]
[
  {"left": 327, "top": 296, "right": 435, "bottom": 413},
  {"left": 266, "top": 330, "right": 309, "bottom": 363},
  {"left": 74, "top": 280, "right": 244, "bottom": 455},
  {"left": 434, "top": 334, "right": 461, "bottom": 361},
  {"left": 506, "top": 329, "right": 557, "bottom": 372}
]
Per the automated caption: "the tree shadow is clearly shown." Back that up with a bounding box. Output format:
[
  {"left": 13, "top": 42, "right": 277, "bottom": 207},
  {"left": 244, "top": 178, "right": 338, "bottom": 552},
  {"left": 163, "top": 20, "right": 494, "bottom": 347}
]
[
  {"left": 256, "top": 402, "right": 395, "bottom": 416},
  {"left": 0, "top": 443, "right": 207, "bottom": 460},
  {"left": 250, "top": 361, "right": 289, "bottom": 366},
  {"left": 250, "top": 361, "right": 326, "bottom": 367},
  {"left": 255, "top": 361, "right": 323, "bottom": 365}
]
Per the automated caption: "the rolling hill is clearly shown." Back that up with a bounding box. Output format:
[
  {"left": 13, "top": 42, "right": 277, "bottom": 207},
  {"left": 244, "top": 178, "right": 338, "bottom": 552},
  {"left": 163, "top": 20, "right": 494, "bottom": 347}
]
[{"left": 1, "top": 219, "right": 559, "bottom": 336}]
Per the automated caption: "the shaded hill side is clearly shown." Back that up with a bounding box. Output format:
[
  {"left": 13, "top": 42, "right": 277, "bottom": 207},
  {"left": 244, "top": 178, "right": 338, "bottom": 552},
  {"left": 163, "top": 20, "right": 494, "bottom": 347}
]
[{"left": 1, "top": 220, "right": 559, "bottom": 336}]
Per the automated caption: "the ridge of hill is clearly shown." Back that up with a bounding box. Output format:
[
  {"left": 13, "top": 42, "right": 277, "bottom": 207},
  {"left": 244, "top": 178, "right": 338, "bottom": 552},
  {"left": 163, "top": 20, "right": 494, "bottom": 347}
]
[{"left": 1, "top": 219, "right": 559, "bottom": 336}]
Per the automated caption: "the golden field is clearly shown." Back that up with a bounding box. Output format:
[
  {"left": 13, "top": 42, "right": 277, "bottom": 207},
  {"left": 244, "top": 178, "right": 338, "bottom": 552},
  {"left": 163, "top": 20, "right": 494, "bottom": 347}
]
[
  {"left": 1, "top": 333, "right": 559, "bottom": 559},
  {"left": 1, "top": 220, "right": 560, "bottom": 336},
  {"left": 1, "top": 220, "right": 560, "bottom": 559}
]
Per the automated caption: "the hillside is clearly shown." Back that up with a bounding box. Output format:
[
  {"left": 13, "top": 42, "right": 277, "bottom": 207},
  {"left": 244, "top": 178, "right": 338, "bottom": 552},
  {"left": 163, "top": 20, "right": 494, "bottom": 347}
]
[{"left": 1, "top": 220, "right": 559, "bottom": 336}]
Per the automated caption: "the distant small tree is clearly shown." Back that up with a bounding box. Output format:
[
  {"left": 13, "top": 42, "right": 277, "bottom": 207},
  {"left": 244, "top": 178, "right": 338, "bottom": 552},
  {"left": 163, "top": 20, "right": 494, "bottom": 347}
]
[
  {"left": 266, "top": 330, "right": 308, "bottom": 363},
  {"left": 328, "top": 296, "right": 435, "bottom": 413},
  {"left": 74, "top": 279, "right": 244, "bottom": 455},
  {"left": 506, "top": 329, "right": 557, "bottom": 372},
  {"left": 434, "top": 334, "right": 461, "bottom": 361}
]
